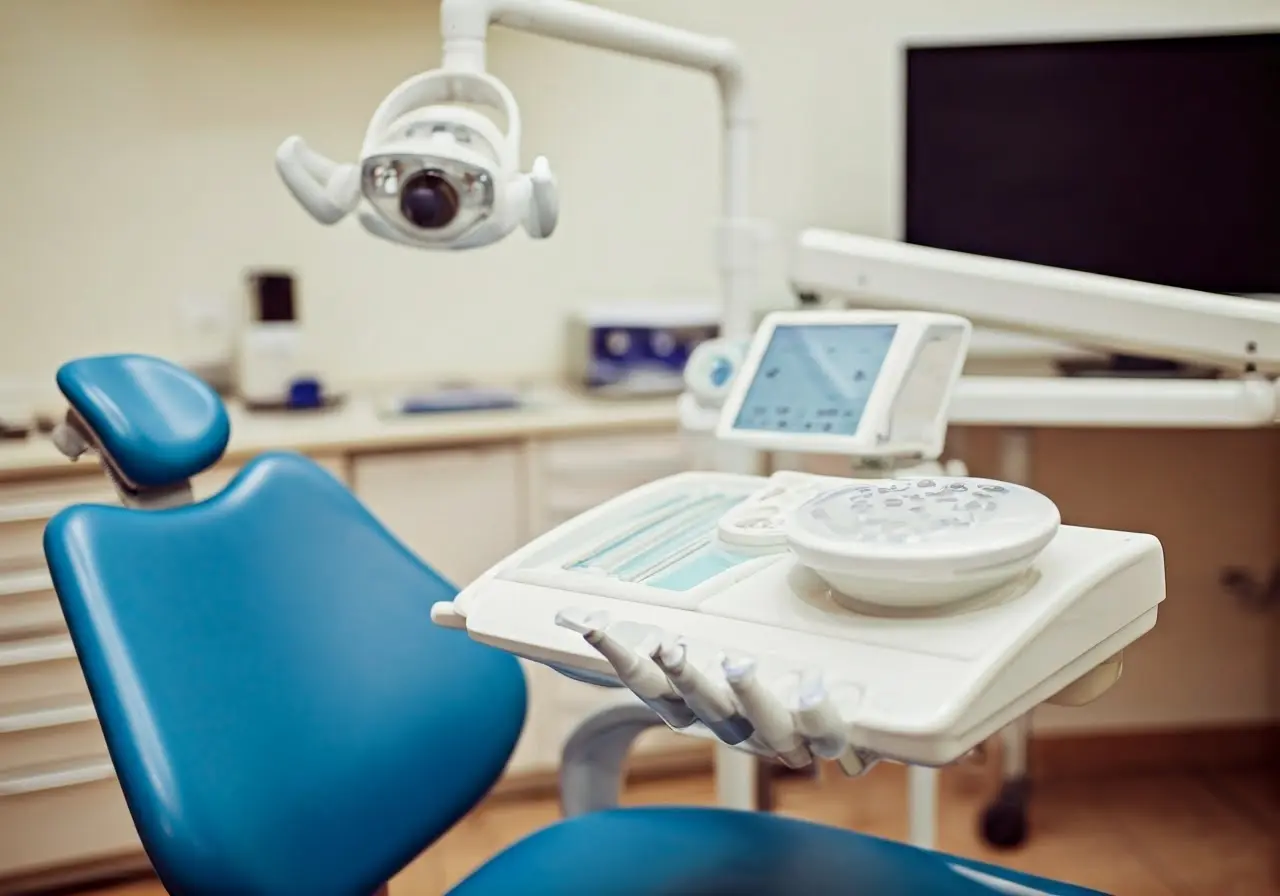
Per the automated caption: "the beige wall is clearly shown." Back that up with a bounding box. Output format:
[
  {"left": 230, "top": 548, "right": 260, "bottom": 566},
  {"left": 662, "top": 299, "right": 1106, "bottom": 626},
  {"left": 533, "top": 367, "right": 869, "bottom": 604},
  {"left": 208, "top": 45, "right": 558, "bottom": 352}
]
[
  {"left": 3, "top": 0, "right": 1278, "bottom": 397},
  {"left": 1, "top": 1, "right": 1276, "bottom": 736}
]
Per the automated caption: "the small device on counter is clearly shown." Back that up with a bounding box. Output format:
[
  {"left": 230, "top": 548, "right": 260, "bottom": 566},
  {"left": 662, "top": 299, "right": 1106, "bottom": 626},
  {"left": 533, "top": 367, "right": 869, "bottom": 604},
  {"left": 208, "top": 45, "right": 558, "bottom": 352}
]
[
  {"left": 237, "top": 271, "right": 333, "bottom": 411},
  {"left": 568, "top": 304, "right": 719, "bottom": 397}
]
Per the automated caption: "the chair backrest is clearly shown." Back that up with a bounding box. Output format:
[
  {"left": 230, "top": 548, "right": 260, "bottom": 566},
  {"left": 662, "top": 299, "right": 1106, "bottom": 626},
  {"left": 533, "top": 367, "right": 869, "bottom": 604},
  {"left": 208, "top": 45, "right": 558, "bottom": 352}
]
[{"left": 43, "top": 356, "right": 527, "bottom": 895}]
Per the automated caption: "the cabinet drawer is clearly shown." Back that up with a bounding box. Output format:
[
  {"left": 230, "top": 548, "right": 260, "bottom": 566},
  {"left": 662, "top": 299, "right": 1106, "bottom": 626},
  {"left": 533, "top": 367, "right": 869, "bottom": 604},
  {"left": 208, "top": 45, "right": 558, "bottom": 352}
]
[
  {"left": 191, "top": 455, "right": 346, "bottom": 503},
  {"left": 0, "top": 516, "right": 51, "bottom": 578},
  {"left": 542, "top": 481, "right": 655, "bottom": 521},
  {"left": 537, "top": 433, "right": 683, "bottom": 480},
  {"left": 352, "top": 445, "right": 525, "bottom": 587},
  {"left": 0, "top": 714, "right": 104, "bottom": 776},
  {"left": 529, "top": 432, "right": 685, "bottom": 537},
  {"left": 0, "top": 474, "right": 116, "bottom": 512},
  {"left": 0, "top": 479, "right": 117, "bottom": 577},
  {"left": 0, "top": 638, "right": 87, "bottom": 706},
  {"left": 0, "top": 760, "right": 138, "bottom": 878},
  {"left": 0, "top": 573, "right": 62, "bottom": 638}
]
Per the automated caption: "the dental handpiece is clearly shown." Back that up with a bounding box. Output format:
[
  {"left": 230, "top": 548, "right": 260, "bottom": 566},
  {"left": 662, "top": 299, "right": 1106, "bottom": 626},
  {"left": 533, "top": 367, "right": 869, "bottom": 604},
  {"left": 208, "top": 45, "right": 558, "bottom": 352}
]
[
  {"left": 795, "top": 671, "right": 853, "bottom": 754},
  {"left": 722, "top": 655, "right": 813, "bottom": 769},
  {"left": 651, "top": 639, "right": 754, "bottom": 745},
  {"left": 793, "top": 673, "right": 874, "bottom": 776},
  {"left": 554, "top": 610, "right": 697, "bottom": 729}
]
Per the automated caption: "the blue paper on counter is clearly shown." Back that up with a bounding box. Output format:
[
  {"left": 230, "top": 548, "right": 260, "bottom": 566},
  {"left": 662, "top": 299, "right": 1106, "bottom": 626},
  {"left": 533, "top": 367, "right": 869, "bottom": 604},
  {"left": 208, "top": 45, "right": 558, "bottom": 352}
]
[{"left": 396, "top": 388, "right": 522, "bottom": 414}]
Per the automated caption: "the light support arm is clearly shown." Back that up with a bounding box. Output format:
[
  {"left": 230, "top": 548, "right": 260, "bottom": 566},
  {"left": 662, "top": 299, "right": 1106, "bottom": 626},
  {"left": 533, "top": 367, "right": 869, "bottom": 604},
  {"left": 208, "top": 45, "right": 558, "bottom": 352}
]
[
  {"left": 439, "top": 0, "right": 764, "bottom": 813},
  {"left": 439, "top": 0, "right": 759, "bottom": 340}
]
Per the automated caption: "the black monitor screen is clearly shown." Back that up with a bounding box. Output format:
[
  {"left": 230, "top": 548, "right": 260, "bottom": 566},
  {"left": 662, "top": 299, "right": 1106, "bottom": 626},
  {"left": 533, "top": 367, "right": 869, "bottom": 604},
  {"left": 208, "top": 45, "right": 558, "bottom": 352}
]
[{"left": 905, "top": 32, "right": 1280, "bottom": 295}]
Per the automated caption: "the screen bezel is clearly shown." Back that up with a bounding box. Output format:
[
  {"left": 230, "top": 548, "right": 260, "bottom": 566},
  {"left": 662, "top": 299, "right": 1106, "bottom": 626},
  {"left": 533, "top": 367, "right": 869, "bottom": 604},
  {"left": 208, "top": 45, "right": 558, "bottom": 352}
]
[
  {"left": 896, "top": 28, "right": 1278, "bottom": 296},
  {"left": 716, "top": 311, "right": 916, "bottom": 455},
  {"left": 889, "top": 24, "right": 1273, "bottom": 241}
]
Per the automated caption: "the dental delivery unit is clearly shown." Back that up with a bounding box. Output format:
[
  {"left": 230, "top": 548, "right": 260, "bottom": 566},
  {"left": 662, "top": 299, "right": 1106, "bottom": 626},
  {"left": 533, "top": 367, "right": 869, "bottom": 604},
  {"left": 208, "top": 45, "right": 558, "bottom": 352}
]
[
  {"left": 434, "top": 304, "right": 1167, "bottom": 772},
  {"left": 435, "top": 225, "right": 1280, "bottom": 773}
]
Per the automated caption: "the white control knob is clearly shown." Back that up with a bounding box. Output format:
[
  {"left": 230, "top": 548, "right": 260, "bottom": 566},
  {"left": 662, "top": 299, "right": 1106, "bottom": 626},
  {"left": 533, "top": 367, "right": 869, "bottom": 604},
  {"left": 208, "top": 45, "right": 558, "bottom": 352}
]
[{"left": 786, "top": 477, "right": 1060, "bottom": 609}]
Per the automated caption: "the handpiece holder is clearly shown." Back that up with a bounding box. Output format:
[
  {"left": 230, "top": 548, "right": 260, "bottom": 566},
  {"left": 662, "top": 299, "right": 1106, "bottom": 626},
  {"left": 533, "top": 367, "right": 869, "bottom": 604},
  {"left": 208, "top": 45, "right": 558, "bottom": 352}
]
[{"left": 51, "top": 355, "right": 230, "bottom": 509}]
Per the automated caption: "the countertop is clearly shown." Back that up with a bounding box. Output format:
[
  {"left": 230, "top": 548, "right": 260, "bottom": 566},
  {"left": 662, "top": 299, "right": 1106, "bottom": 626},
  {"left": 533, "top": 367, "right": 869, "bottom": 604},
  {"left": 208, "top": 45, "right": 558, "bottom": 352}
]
[
  {"left": 5, "top": 366, "right": 1270, "bottom": 481},
  {"left": 0, "top": 388, "right": 681, "bottom": 481}
]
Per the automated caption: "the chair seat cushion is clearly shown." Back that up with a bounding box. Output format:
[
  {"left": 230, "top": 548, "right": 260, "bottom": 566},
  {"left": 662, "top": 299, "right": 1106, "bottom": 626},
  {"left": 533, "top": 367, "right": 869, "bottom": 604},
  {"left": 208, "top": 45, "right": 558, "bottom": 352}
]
[{"left": 448, "top": 807, "right": 1106, "bottom": 896}]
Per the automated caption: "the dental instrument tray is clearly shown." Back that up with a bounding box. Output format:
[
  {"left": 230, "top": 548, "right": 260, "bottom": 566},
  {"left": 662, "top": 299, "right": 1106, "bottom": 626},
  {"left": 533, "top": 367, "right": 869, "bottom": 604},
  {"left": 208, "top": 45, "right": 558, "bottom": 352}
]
[
  {"left": 436, "top": 469, "right": 1165, "bottom": 768},
  {"left": 435, "top": 310, "right": 1166, "bottom": 770}
]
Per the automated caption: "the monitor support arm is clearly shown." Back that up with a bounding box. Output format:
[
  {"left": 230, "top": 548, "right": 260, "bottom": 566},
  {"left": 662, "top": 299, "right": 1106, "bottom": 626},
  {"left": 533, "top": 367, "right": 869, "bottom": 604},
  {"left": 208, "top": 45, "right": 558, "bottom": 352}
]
[{"left": 790, "top": 230, "right": 1280, "bottom": 376}]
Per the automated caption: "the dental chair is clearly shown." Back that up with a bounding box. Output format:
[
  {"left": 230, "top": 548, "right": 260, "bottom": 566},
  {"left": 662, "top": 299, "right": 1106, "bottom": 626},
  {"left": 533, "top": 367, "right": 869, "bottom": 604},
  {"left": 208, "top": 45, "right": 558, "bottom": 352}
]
[{"left": 40, "top": 354, "right": 1106, "bottom": 895}]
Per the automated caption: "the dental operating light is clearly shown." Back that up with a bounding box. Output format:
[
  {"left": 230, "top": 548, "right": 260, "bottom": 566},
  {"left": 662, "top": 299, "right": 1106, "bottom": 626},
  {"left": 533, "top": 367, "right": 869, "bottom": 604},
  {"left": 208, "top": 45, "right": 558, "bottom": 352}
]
[
  {"left": 276, "top": 68, "right": 559, "bottom": 250},
  {"left": 275, "top": 0, "right": 761, "bottom": 341}
]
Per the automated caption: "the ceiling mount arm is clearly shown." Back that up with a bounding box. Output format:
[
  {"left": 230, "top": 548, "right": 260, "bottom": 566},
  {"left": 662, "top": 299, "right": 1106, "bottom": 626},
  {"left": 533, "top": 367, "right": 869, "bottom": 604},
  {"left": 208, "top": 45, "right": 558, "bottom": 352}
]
[{"left": 439, "top": 0, "right": 758, "bottom": 340}]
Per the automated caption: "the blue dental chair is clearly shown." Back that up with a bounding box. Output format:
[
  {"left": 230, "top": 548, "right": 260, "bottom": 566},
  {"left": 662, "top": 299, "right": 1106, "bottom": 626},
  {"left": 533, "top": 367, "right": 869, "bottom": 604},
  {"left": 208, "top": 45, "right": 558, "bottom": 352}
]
[{"left": 41, "top": 354, "right": 1106, "bottom": 896}]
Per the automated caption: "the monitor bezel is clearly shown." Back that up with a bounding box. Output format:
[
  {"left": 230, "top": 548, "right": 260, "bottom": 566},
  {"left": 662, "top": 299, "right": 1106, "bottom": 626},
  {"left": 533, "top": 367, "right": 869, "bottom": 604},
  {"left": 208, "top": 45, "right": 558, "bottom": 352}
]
[{"left": 716, "top": 311, "right": 919, "bottom": 455}]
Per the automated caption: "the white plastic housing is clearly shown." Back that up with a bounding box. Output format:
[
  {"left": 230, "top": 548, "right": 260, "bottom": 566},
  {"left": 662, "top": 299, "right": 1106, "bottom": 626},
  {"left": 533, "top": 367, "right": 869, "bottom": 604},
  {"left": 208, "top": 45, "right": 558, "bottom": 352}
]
[
  {"left": 716, "top": 310, "right": 971, "bottom": 459},
  {"left": 786, "top": 477, "right": 1060, "bottom": 609},
  {"left": 684, "top": 338, "right": 748, "bottom": 408},
  {"left": 790, "top": 229, "right": 1280, "bottom": 374},
  {"left": 440, "top": 469, "right": 1165, "bottom": 767},
  {"left": 236, "top": 325, "right": 305, "bottom": 406}
]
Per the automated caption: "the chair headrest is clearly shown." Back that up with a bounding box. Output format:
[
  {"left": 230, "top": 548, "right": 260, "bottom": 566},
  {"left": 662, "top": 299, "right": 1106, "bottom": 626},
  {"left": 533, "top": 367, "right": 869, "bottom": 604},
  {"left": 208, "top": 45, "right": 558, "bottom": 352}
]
[{"left": 56, "top": 355, "right": 230, "bottom": 489}]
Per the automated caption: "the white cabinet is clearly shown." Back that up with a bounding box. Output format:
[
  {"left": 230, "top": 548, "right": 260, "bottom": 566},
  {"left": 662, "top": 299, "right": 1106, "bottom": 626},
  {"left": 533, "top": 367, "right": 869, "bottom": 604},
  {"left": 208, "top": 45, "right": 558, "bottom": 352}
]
[
  {"left": 526, "top": 429, "right": 688, "bottom": 535},
  {"left": 0, "top": 472, "right": 141, "bottom": 883},
  {"left": 193, "top": 453, "right": 347, "bottom": 502},
  {"left": 350, "top": 445, "right": 557, "bottom": 774},
  {"left": 525, "top": 431, "right": 695, "bottom": 764},
  {"left": 351, "top": 444, "right": 524, "bottom": 587}
]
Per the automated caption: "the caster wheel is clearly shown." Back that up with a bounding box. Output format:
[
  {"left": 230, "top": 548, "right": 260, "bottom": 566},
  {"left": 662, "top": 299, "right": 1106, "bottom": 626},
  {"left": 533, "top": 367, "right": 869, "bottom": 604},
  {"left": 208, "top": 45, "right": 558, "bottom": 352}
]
[
  {"left": 980, "top": 799, "right": 1027, "bottom": 848},
  {"left": 979, "top": 779, "right": 1030, "bottom": 849}
]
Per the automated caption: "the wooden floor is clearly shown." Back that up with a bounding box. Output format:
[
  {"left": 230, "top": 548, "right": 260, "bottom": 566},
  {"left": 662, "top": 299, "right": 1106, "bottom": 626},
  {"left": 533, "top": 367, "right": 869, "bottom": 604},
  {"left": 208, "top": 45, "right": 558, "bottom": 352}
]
[{"left": 79, "top": 762, "right": 1279, "bottom": 896}]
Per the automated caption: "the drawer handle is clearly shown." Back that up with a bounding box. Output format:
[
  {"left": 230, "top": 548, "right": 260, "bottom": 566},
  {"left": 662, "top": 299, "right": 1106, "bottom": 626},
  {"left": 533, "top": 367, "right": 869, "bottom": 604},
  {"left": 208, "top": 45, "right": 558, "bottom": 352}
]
[
  {"left": 0, "top": 635, "right": 76, "bottom": 667},
  {"left": 0, "top": 570, "right": 54, "bottom": 598},
  {"left": 0, "top": 699, "right": 96, "bottom": 733},
  {"left": 0, "top": 758, "right": 115, "bottom": 797}
]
